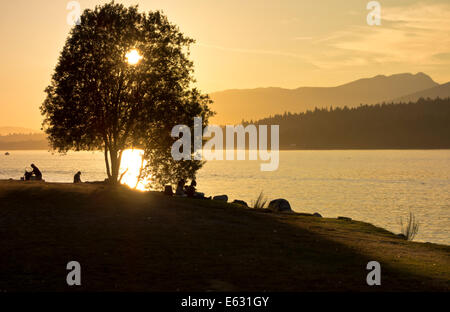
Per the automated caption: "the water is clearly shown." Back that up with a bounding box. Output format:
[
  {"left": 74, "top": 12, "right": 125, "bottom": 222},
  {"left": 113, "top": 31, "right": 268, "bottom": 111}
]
[{"left": 0, "top": 150, "right": 449, "bottom": 245}]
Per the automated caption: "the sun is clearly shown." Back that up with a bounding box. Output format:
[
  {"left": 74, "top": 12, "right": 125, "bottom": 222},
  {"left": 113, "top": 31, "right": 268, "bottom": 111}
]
[
  {"left": 125, "top": 49, "right": 143, "bottom": 65},
  {"left": 119, "top": 149, "right": 149, "bottom": 191}
]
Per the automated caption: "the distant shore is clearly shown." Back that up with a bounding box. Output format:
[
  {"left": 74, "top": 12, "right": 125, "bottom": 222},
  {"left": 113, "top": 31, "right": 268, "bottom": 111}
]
[
  {"left": 0, "top": 180, "right": 448, "bottom": 291},
  {"left": 2, "top": 147, "right": 450, "bottom": 152}
]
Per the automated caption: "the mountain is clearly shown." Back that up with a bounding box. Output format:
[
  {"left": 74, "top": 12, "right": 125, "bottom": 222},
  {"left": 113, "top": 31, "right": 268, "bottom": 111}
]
[
  {"left": 0, "top": 127, "right": 40, "bottom": 136},
  {"left": 0, "top": 133, "right": 48, "bottom": 150},
  {"left": 392, "top": 82, "right": 450, "bottom": 103},
  {"left": 208, "top": 73, "right": 438, "bottom": 124}
]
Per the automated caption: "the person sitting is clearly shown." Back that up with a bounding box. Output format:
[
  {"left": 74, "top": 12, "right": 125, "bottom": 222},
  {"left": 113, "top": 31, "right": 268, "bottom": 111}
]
[
  {"left": 186, "top": 179, "right": 197, "bottom": 198},
  {"left": 164, "top": 185, "right": 173, "bottom": 196},
  {"left": 74, "top": 171, "right": 82, "bottom": 183},
  {"left": 175, "top": 179, "right": 186, "bottom": 196},
  {"left": 24, "top": 169, "right": 33, "bottom": 181},
  {"left": 30, "top": 164, "right": 42, "bottom": 181}
]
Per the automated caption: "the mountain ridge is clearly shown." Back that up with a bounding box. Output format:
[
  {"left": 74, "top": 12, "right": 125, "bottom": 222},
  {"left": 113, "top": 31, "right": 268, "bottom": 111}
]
[
  {"left": 0, "top": 127, "right": 40, "bottom": 136},
  {"left": 209, "top": 72, "right": 441, "bottom": 124},
  {"left": 393, "top": 82, "right": 450, "bottom": 103}
]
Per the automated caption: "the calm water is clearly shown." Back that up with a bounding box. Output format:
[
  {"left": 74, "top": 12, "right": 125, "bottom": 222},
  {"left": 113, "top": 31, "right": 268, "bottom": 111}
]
[{"left": 1, "top": 150, "right": 449, "bottom": 245}]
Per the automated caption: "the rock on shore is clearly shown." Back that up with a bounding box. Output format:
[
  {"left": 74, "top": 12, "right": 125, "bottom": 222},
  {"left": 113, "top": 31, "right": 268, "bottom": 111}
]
[{"left": 268, "top": 199, "right": 292, "bottom": 213}]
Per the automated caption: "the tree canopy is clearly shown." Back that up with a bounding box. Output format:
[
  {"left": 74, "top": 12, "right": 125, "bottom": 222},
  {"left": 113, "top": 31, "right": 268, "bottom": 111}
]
[{"left": 41, "top": 2, "right": 213, "bottom": 186}]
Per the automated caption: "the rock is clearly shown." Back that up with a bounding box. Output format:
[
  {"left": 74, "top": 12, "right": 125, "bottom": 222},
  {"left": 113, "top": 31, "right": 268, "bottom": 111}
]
[
  {"left": 397, "top": 233, "right": 407, "bottom": 240},
  {"left": 232, "top": 200, "right": 248, "bottom": 207},
  {"left": 268, "top": 199, "right": 292, "bottom": 213},
  {"left": 313, "top": 212, "right": 322, "bottom": 218},
  {"left": 193, "top": 192, "right": 205, "bottom": 199},
  {"left": 164, "top": 185, "right": 173, "bottom": 196},
  {"left": 213, "top": 195, "right": 228, "bottom": 202},
  {"left": 337, "top": 216, "right": 352, "bottom": 221}
]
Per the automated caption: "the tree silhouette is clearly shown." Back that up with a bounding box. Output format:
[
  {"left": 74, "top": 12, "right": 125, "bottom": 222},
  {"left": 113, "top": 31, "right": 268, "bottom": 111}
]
[{"left": 41, "top": 2, "right": 213, "bottom": 185}]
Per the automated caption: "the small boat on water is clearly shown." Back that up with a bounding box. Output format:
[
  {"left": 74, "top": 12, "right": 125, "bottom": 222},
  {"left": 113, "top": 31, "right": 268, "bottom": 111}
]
[{"left": 5, "top": 152, "right": 10, "bottom": 156}]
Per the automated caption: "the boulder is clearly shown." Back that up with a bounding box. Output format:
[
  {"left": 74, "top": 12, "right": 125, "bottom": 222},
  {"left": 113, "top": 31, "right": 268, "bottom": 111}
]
[
  {"left": 337, "top": 216, "right": 352, "bottom": 221},
  {"left": 268, "top": 199, "right": 292, "bottom": 213},
  {"left": 213, "top": 195, "right": 228, "bottom": 202},
  {"left": 193, "top": 192, "right": 205, "bottom": 199},
  {"left": 313, "top": 212, "right": 322, "bottom": 218},
  {"left": 232, "top": 200, "right": 248, "bottom": 207}
]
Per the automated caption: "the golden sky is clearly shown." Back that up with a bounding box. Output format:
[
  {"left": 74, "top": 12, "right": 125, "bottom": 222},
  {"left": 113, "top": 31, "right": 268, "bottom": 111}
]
[{"left": 0, "top": 0, "right": 449, "bottom": 129}]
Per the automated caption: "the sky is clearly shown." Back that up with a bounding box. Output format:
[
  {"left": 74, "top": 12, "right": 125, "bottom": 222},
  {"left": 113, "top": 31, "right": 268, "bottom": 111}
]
[{"left": 0, "top": 0, "right": 449, "bottom": 130}]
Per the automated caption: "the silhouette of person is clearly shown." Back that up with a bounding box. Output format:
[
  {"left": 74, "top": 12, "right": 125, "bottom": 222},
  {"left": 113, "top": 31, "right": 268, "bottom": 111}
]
[
  {"left": 164, "top": 185, "right": 173, "bottom": 196},
  {"left": 24, "top": 169, "right": 33, "bottom": 181},
  {"left": 74, "top": 171, "right": 82, "bottom": 183},
  {"left": 30, "top": 164, "right": 42, "bottom": 180},
  {"left": 175, "top": 178, "right": 186, "bottom": 196},
  {"left": 186, "top": 179, "right": 197, "bottom": 198}
]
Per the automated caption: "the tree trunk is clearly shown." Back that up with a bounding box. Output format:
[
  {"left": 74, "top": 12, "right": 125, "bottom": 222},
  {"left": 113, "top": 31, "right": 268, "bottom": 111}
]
[
  {"left": 104, "top": 144, "right": 112, "bottom": 180},
  {"left": 108, "top": 148, "right": 124, "bottom": 184},
  {"left": 109, "top": 148, "right": 120, "bottom": 184}
]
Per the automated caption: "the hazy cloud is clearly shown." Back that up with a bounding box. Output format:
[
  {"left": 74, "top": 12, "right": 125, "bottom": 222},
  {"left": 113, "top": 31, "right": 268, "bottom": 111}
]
[{"left": 309, "top": 2, "right": 450, "bottom": 69}]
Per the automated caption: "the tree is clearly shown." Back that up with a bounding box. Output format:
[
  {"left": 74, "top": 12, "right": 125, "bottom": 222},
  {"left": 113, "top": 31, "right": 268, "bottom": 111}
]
[
  {"left": 41, "top": 2, "right": 213, "bottom": 185},
  {"left": 141, "top": 89, "right": 212, "bottom": 188}
]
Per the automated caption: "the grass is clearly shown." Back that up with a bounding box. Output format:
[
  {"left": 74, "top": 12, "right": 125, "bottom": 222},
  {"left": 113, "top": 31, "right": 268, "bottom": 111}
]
[
  {"left": 400, "top": 212, "right": 420, "bottom": 241},
  {"left": 0, "top": 180, "right": 449, "bottom": 292},
  {"left": 251, "top": 191, "right": 268, "bottom": 209}
]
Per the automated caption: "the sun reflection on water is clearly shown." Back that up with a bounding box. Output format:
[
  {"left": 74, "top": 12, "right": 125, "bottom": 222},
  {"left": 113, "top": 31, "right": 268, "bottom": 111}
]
[{"left": 119, "top": 149, "right": 149, "bottom": 191}]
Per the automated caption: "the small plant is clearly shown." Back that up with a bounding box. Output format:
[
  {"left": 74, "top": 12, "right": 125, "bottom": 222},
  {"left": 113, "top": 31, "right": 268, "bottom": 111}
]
[
  {"left": 399, "top": 212, "right": 420, "bottom": 241},
  {"left": 252, "top": 191, "right": 268, "bottom": 209}
]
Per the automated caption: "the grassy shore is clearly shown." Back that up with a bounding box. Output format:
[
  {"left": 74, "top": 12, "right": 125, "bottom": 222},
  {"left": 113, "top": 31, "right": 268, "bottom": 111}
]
[{"left": 0, "top": 180, "right": 448, "bottom": 292}]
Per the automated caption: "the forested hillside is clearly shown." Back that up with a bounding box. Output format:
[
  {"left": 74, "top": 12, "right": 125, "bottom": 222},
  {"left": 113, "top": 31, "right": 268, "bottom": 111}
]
[
  {"left": 245, "top": 98, "right": 450, "bottom": 149},
  {"left": 0, "top": 133, "right": 48, "bottom": 150}
]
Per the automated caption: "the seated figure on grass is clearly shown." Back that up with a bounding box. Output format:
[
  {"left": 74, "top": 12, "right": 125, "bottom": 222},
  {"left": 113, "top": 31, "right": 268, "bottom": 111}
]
[
  {"left": 31, "top": 164, "right": 42, "bottom": 181},
  {"left": 186, "top": 179, "right": 205, "bottom": 199},
  {"left": 74, "top": 171, "right": 82, "bottom": 183},
  {"left": 186, "top": 179, "right": 197, "bottom": 198},
  {"left": 175, "top": 179, "right": 186, "bottom": 196}
]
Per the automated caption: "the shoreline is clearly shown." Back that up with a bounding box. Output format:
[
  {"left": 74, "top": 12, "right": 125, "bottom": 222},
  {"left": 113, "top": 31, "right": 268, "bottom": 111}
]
[
  {"left": 2, "top": 148, "right": 450, "bottom": 152},
  {"left": 0, "top": 180, "right": 449, "bottom": 291},
  {"left": 0, "top": 179, "right": 448, "bottom": 246}
]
